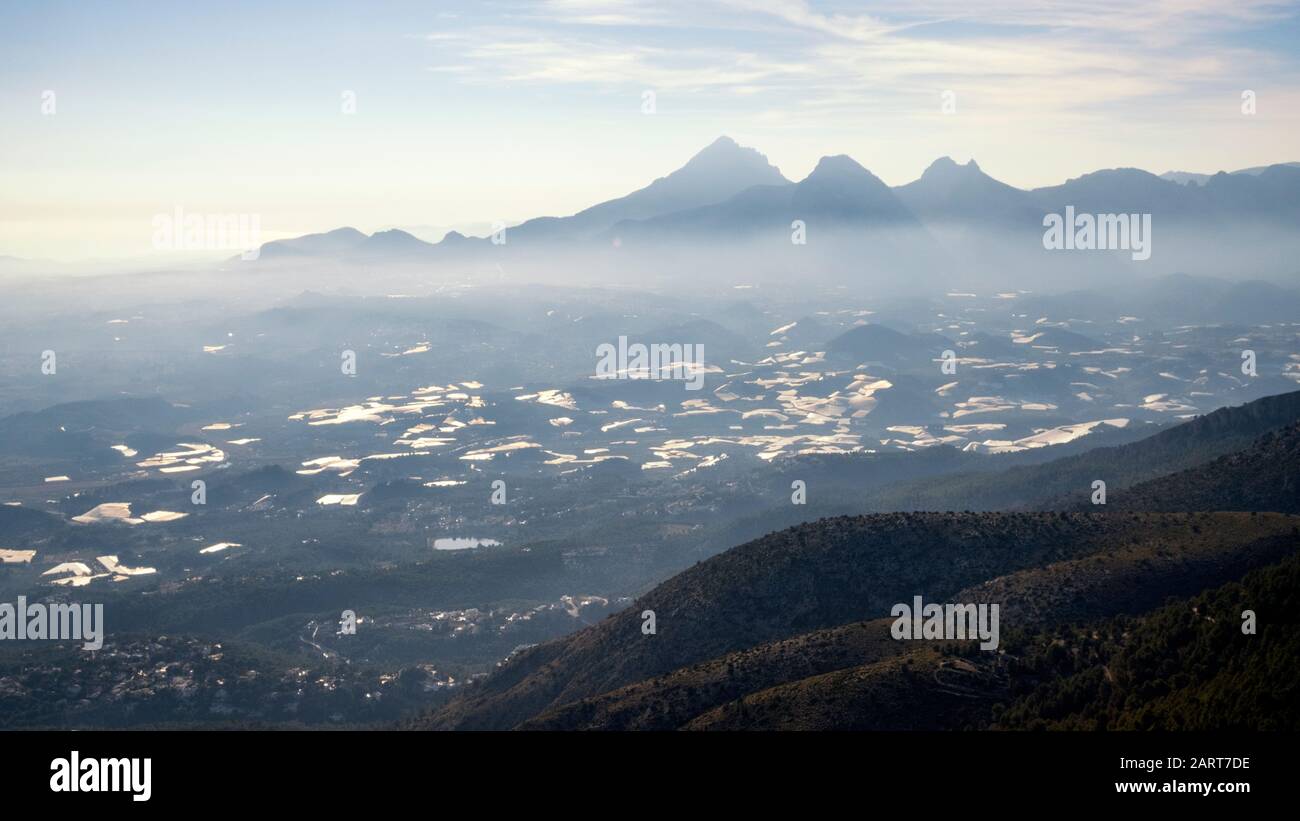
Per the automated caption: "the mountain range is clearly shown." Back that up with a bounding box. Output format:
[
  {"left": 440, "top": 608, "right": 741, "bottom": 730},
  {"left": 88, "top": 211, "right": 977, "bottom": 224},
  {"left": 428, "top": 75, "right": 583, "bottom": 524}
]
[
  {"left": 1161, "top": 161, "right": 1300, "bottom": 186},
  {"left": 247, "top": 137, "right": 1300, "bottom": 265}
]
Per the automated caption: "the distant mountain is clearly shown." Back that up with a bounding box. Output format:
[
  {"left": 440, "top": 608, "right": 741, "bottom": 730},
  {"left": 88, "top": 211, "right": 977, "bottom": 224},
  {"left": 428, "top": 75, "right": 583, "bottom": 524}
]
[
  {"left": 613, "top": 153, "right": 920, "bottom": 240},
  {"left": 355, "top": 228, "right": 436, "bottom": 257},
  {"left": 0, "top": 397, "right": 189, "bottom": 460},
  {"left": 510, "top": 136, "right": 789, "bottom": 243},
  {"left": 826, "top": 323, "right": 951, "bottom": 366},
  {"left": 1029, "top": 163, "right": 1300, "bottom": 226},
  {"left": 958, "top": 330, "right": 1023, "bottom": 358},
  {"left": 1196, "top": 164, "right": 1300, "bottom": 220},
  {"left": 773, "top": 315, "right": 838, "bottom": 349},
  {"left": 1161, "top": 171, "right": 1205, "bottom": 186},
  {"left": 794, "top": 155, "right": 918, "bottom": 223},
  {"left": 246, "top": 137, "right": 791, "bottom": 260},
  {"left": 255, "top": 227, "right": 368, "bottom": 259},
  {"left": 242, "top": 139, "right": 1300, "bottom": 283},
  {"left": 1030, "top": 167, "right": 1201, "bottom": 219},
  {"left": 1015, "top": 326, "right": 1104, "bottom": 353},
  {"left": 1161, "top": 161, "right": 1300, "bottom": 186},
  {"left": 895, "top": 157, "right": 1038, "bottom": 227}
]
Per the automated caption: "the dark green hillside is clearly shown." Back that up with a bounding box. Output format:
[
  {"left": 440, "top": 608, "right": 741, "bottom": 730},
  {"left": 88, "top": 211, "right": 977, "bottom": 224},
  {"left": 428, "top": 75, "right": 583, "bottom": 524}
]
[
  {"left": 0, "top": 504, "right": 65, "bottom": 541},
  {"left": 685, "top": 646, "right": 980, "bottom": 731},
  {"left": 518, "top": 618, "right": 901, "bottom": 731},
  {"left": 425, "top": 512, "right": 1150, "bottom": 729},
  {"left": 993, "top": 552, "right": 1300, "bottom": 730},
  {"left": 515, "top": 512, "right": 1297, "bottom": 730},
  {"left": 1104, "top": 422, "right": 1300, "bottom": 513},
  {"left": 683, "top": 549, "right": 1300, "bottom": 731},
  {"left": 422, "top": 510, "right": 1299, "bottom": 730}
]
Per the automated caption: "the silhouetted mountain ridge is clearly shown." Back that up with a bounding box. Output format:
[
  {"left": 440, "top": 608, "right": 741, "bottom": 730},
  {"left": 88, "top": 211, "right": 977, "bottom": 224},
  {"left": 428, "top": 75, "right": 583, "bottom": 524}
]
[{"left": 247, "top": 139, "right": 1300, "bottom": 266}]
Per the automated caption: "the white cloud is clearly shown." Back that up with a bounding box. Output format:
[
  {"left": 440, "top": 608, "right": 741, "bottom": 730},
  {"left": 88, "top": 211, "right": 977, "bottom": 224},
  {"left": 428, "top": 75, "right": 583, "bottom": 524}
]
[{"left": 416, "top": 0, "right": 1300, "bottom": 123}]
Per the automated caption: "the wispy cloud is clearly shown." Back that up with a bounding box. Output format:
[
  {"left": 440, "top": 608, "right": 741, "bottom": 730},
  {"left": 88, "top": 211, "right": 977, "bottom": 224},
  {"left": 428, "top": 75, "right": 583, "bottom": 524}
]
[{"left": 417, "top": 0, "right": 1300, "bottom": 120}]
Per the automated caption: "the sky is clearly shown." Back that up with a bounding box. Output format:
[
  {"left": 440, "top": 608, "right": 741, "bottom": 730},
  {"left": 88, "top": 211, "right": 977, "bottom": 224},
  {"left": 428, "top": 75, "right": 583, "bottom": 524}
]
[{"left": 2, "top": 0, "right": 1299, "bottom": 261}]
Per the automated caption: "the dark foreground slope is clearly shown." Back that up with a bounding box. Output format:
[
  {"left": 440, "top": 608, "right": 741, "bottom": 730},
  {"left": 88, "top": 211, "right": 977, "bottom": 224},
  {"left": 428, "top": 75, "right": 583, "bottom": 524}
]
[
  {"left": 420, "top": 511, "right": 1298, "bottom": 730},
  {"left": 418, "top": 392, "right": 1300, "bottom": 730},
  {"left": 689, "top": 551, "right": 1300, "bottom": 731},
  {"left": 991, "top": 553, "right": 1300, "bottom": 730},
  {"left": 519, "top": 511, "right": 1296, "bottom": 730},
  {"left": 1105, "top": 421, "right": 1300, "bottom": 513},
  {"left": 424, "top": 512, "right": 1138, "bottom": 728}
]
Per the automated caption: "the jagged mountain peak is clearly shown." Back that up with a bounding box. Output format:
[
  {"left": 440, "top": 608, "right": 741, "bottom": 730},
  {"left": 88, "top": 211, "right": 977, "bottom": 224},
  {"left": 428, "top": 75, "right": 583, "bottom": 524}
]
[{"left": 921, "top": 156, "right": 983, "bottom": 179}]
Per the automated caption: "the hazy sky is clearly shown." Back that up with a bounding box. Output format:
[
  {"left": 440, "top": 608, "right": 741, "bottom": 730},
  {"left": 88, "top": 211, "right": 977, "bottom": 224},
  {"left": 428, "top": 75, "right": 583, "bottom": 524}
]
[{"left": 3, "top": 0, "right": 1299, "bottom": 260}]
